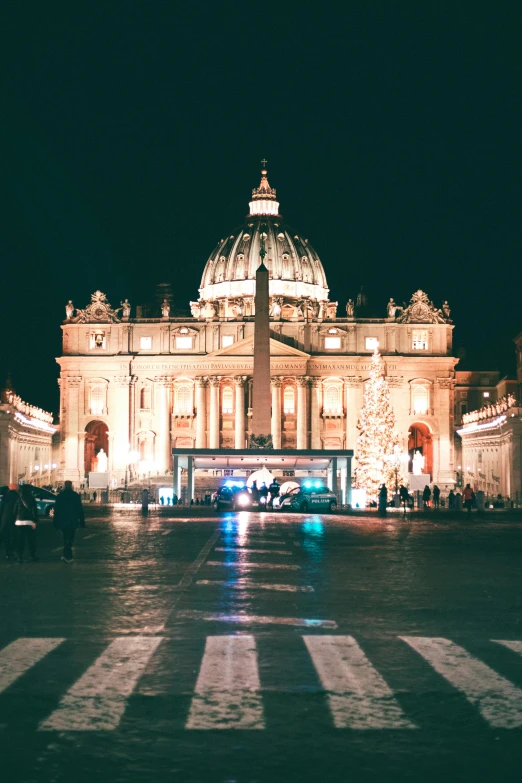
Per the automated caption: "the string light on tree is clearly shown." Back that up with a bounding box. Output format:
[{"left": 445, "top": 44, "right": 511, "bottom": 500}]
[{"left": 355, "top": 344, "right": 400, "bottom": 502}]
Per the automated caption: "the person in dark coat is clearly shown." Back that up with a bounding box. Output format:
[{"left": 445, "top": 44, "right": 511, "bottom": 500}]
[
  {"left": 422, "top": 485, "right": 431, "bottom": 509},
  {"left": 53, "top": 480, "right": 85, "bottom": 563},
  {"left": 0, "top": 484, "right": 19, "bottom": 560},
  {"left": 448, "top": 489, "right": 455, "bottom": 509},
  {"left": 14, "top": 484, "right": 39, "bottom": 563},
  {"left": 378, "top": 484, "right": 388, "bottom": 516},
  {"left": 432, "top": 485, "right": 441, "bottom": 509}
]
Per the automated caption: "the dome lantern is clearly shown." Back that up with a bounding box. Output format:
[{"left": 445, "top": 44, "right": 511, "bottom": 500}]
[{"left": 249, "top": 162, "right": 280, "bottom": 216}]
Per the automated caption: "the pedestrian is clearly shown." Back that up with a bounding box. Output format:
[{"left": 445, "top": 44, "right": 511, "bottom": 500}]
[
  {"left": 433, "top": 485, "right": 440, "bottom": 509},
  {"left": 399, "top": 484, "right": 409, "bottom": 513},
  {"left": 378, "top": 484, "right": 388, "bottom": 516},
  {"left": 463, "top": 483, "right": 474, "bottom": 514},
  {"left": 448, "top": 489, "right": 455, "bottom": 509},
  {"left": 53, "top": 480, "right": 85, "bottom": 563},
  {"left": 93, "top": 490, "right": 97, "bottom": 504},
  {"left": 172, "top": 494, "right": 178, "bottom": 506},
  {"left": 268, "top": 479, "right": 280, "bottom": 508},
  {"left": 14, "top": 484, "right": 39, "bottom": 563},
  {"left": 422, "top": 485, "right": 431, "bottom": 509},
  {"left": 160, "top": 495, "right": 164, "bottom": 505},
  {"left": 0, "top": 484, "right": 19, "bottom": 560}
]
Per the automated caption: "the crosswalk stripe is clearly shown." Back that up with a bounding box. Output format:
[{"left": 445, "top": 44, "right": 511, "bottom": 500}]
[
  {"left": 215, "top": 547, "right": 291, "bottom": 555},
  {"left": 39, "top": 636, "right": 163, "bottom": 731},
  {"left": 186, "top": 635, "right": 264, "bottom": 729},
  {"left": 0, "top": 638, "right": 65, "bottom": 693},
  {"left": 401, "top": 636, "right": 522, "bottom": 729},
  {"left": 493, "top": 640, "right": 522, "bottom": 655},
  {"left": 206, "top": 561, "right": 300, "bottom": 570},
  {"left": 304, "top": 636, "right": 415, "bottom": 729},
  {"left": 197, "top": 579, "right": 313, "bottom": 592}
]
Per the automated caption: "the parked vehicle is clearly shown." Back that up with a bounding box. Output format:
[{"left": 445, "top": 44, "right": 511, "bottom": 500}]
[
  {"left": 212, "top": 483, "right": 252, "bottom": 511},
  {"left": 277, "top": 482, "right": 338, "bottom": 513},
  {"left": 30, "top": 486, "right": 57, "bottom": 518}
]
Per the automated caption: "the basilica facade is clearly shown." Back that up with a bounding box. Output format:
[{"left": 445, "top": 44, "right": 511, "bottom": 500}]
[{"left": 57, "top": 168, "right": 457, "bottom": 489}]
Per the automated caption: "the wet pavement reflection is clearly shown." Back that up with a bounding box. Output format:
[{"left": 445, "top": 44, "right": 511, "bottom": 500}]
[{"left": 1, "top": 508, "right": 522, "bottom": 782}]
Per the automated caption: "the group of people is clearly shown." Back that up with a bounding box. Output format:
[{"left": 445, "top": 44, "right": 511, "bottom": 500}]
[
  {"left": 0, "top": 481, "right": 85, "bottom": 564},
  {"left": 250, "top": 479, "right": 280, "bottom": 508},
  {"left": 377, "top": 482, "right": 477, "bottom": 514}
]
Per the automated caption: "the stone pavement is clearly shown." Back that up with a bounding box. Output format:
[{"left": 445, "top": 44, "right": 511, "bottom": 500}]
[{"left": 1, "top": 509, "right": 522, "bottom": 782}]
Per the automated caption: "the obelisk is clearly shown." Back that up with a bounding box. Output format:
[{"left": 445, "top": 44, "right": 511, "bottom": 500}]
[{"left": 250, "top": 231, "right": 273, "bottom": 447}]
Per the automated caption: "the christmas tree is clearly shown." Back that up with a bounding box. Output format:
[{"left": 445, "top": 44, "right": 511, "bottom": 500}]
[{"left": 355, "top": 345, "right": 399, "bottom": 502}]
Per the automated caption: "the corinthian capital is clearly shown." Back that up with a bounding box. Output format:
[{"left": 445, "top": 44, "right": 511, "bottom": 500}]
[
  {"left": 296, "top": 375, "right": 310, "bottom": 387},
  {"left": 196, "top": 376, "right": 209, "bottom": 388},
  {"left": 208, "top": 376, "right": 221, "bottom": 387},
  {"left": 234, "top": 375, "right": 248, "bottom": 387},
  {"left": 270, "top": 376, "right": 283, "bottom": 388}
]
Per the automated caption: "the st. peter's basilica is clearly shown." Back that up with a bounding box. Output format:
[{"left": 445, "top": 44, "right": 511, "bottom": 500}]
[{"left": 57, "top": 167, "right": 457, "bottom": 489}]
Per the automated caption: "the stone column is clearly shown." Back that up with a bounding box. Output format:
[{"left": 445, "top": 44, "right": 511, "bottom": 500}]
[
  {"left": 297, "top": 376, "right": 309, "bottom": 449},
  {"left": 63, "top": 376, "right": 82, "bottom": 481},
  {"left": 156, "top": 377, "right": 172, "bottom": 474},
  {"left": 234, "top": 376, "right": 247, "bottom": 449},
  {"left": 112, "top": 376, "right": 131, "bottom": 475},
  {"left": 271, "top": 377, "right": 282, "bottom": 449},
  {"left": 345, "top": 377, "right": 363, "bottom": 452},
  {"left": 209, "top": 377, "right": 221, "bottom": 449},
  {"left": 435, "top": 377, "right": 455, "bottom": 483},
  {"left": 310, "top": 378, "right": 322, "bottom": 449},
  {"left": 195, "top": 377, "right": 208, "bottom": 448}
]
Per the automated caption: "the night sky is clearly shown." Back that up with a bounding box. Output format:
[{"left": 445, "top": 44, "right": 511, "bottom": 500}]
[{"left": 2, "top": 2, "right": 521, "bottom": 416}]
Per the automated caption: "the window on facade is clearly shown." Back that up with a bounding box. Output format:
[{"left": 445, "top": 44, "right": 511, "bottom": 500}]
[
  {"left": 412, "top": 329, "right": 429, "bottom": 350},
  {"left": 412, "top": 386, "right": 429, "bottom": 414},
  {"left": 460, "top": 402, "right": 467, "bottom": 415},
  {"left": 140, "top": 336, "right": 152, "bottom": 350},
  {"left": 325, "top": 336, "right": 341, "bottom": 349},
  {"left": 221, "top": 335, "right": 234, "bottom": 348},
  {"left": 140, "top": 387, "right": 151, "bottom": 411},
  {"left": 90, "top": 386, "right": 104, "bottom": 415},
  {"left": 175, "top": 385, "right": 191, "bottom": 414},
  {"left": 365, "top": 337, "right": 378, "bottom": 350},
  {"left": 175, "top": 336, "right": 193, "bottom": 350},
  {"left": 222, "top": 386, "right": 233, "bottom": 414},
  {"left": 90, "top": 331, "right": 106, "bottom": 350},
  {"left": 283, "top": 386, "right": 295, "bottom": 414},
  {"left": 483, "top": 391, "right": 490, "bottom": 398},
  {"left": 324, "top": 385, "right": 341, "bottom": 412}
]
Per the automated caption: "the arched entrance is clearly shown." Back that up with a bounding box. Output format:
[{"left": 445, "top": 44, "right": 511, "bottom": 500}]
[
  {"left": 408, "top": 422, "right": 433, "bottom": 478},
  {"left": 84, "top": 421, "right": 109, "bottom": 474}
]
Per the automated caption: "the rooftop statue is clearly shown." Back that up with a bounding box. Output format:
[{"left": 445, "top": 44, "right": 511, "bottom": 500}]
[
  {"left": 120, "top": 298, "right": 131, "bottom": 318},
  {"left": 397, "top": 290, "right": 451, "bottom": 324},
  {"left": 65, "top": 300, "right": 74, "bottom": 320},
  {"left": 346, "top": 299, "right": 354, "bottom": 318}
]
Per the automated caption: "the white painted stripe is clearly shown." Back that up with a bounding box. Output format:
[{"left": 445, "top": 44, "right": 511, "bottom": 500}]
[
  {"left": 206, "top": 561, "right": 300, "bottom": 570},
  {"left": 401, "top": 636, "right": 522, "bottom": 729},
  {"left": 0, "top": 638, "right": 65, "bottom": 693},
  {"left": 493, "top": 640, "right": 522, "bottom": 655},
  {"left": 39, "top": 636, "right": 163, "bottom": 731},
  {"left": 197, "top": 579, "right": 313, "bottom": 593},
  {"left": 304, "top": 636, "right": 415, "bottom": 729},
  {"left": 186, "top": 635, "right": 264, "bottom": 729},
  {"left": 216, "top": 547, "right": 291, "bottom": 555},
  {"left": 161, "top": 530, "right": 172, "bottom": 536},
  {"left": 82, "top": 534, "right": 97, "bottom": 540},
  {"left": 177, "top": 610, "right": 337, "bottom": 628}
]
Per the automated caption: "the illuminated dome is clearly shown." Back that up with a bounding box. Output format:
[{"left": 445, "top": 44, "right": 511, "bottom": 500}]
[{"left": 193, "top": 167, "right": 332, "bottom": 320}]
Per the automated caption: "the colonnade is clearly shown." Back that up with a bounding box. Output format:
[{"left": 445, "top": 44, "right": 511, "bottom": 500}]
[{"left": 189, "top": 375, "right": 353, "bottom": 451}]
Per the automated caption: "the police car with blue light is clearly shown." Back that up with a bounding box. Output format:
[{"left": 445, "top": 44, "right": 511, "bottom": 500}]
[
  {"left": 276, "top": 481, "right": 338, "bottom": 513},
  {"left": 212, "top": 482, "right": 253, "bottom": 511}
]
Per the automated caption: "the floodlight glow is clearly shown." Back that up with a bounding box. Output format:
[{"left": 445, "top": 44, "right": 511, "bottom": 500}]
[{"left": 237, "top": 493, "right": 250, "bottom": 507}]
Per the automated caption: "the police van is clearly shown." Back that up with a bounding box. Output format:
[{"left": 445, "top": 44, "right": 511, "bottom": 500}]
[{"left": 277, "top": 482, "right": 338, "bottom": 513}]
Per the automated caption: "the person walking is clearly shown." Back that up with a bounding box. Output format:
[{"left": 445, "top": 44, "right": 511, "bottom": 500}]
[
  {"left": 463, "top": 484, "right": 474, "bottom": 515},
  {"left": 399, "top": 484, "right": 409, "bottom": 514},
  {"left": 378, "top": 484, "right": 388, "bottom": 516},
  {"left": 448, "top": 489, "right": 455, "bottom": 509},
  {"left": 0, "top": 484, "right": 19, "bottom": 560},
  {"left": 14, "top": 484, "right": 39, "bottom": 563},
  {"left": 432, "top": 485, "right": 440, "bottom": 509},
  {"left": 422, "top": 485, "right": 431, "bottom": 510},
  {"left": 53, "top": 480, "right": 85, "bottom": 563}
]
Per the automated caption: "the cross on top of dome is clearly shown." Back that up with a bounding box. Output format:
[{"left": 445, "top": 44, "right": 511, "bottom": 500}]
[{"left": 250, "top": 160, "right": 280, "bottom": 216}]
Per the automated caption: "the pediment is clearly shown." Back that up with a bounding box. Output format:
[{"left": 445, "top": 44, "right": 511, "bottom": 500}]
[{"left": 207, "top": 335, "right": 310, "bottom": 359}]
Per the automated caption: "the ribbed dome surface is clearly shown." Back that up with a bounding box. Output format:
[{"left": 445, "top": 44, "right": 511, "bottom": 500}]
[{"left": 198, "top": 168, "right": 329, "bottom": 305}]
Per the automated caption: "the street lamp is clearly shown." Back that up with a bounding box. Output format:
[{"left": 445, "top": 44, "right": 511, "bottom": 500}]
[{"left": 124, "top": 449, "right": 140, "bottom": 490}]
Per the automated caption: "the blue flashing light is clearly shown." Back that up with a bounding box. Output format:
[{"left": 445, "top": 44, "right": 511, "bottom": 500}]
[
  {"left": 315, "top": 481, "right": 321, "bottom": 488},
  {"left": 304, "top": 481, "right": 312, "bottom": 488}
]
